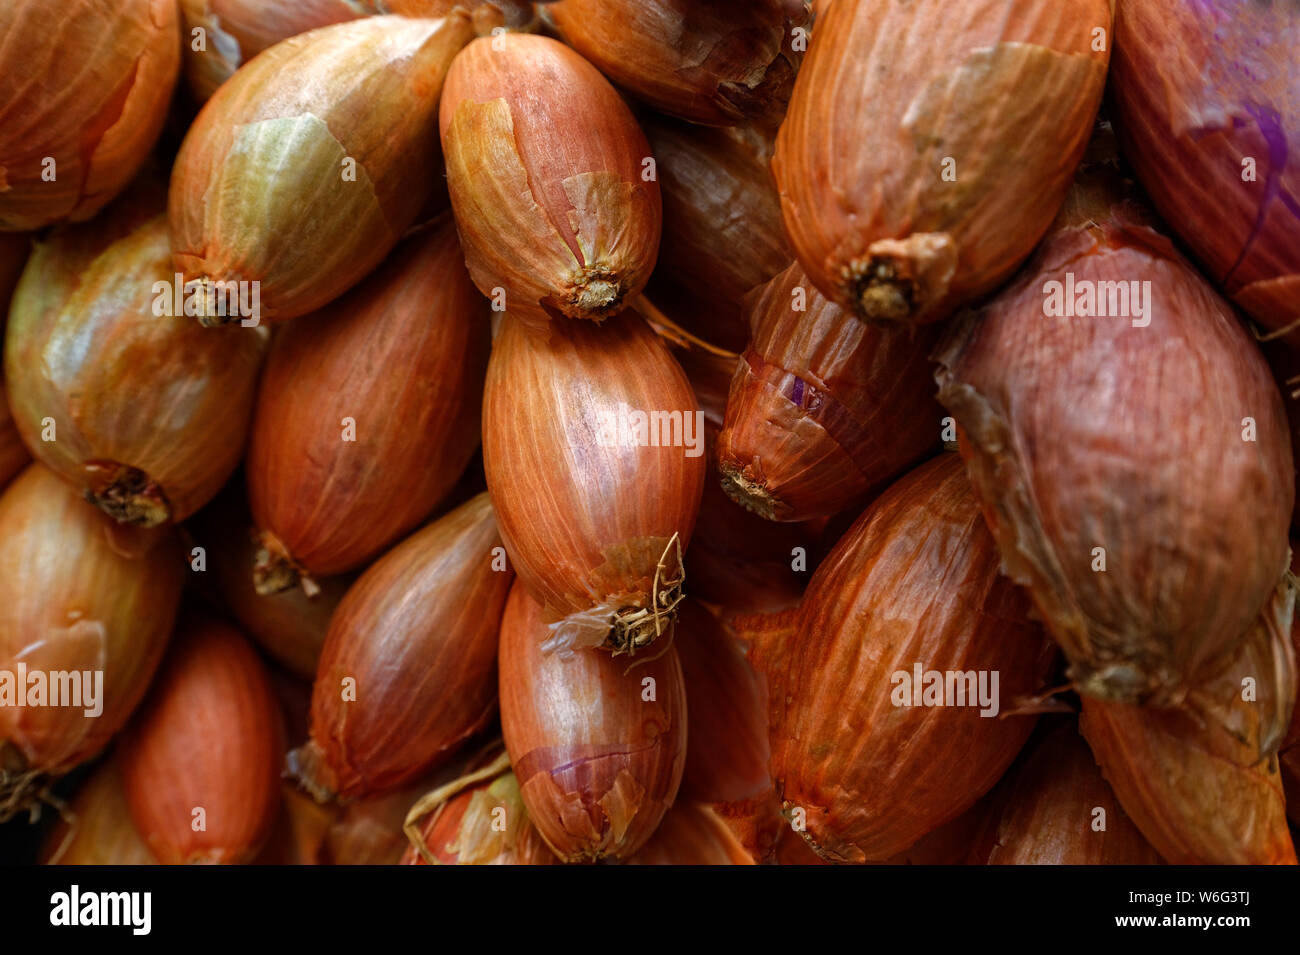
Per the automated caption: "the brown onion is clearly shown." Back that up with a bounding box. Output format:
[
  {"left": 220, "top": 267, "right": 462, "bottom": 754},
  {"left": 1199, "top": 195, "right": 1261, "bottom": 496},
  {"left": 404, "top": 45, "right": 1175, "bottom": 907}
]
[
  {"left": 622, "top": 803, "right": 754, "bottom": 865},
  {"left": 403, "top": 768, "right": 557, "bottom": 865},
  {"left": 969, "top": 720, "right": 1163, "bottom": 865},
  {"left": 773, "top": 0, "right": 1109, "bottom": 323},
  {"left": 1079, "top": 582, "right": 1297, "bottom": 864},
  {"left": 246, "top": 217, "right": 488, "bottom": 592},
  {"left": 935, "top": 169, "right": 1294, "bottom": 706},
  {"left": 499, "top": 583, "right": 687, "bottom": 862},
  {"left": 1109, "top": 0, "right": 1300, "bottom": 338},
  {"left": 760, "top": 454, "right": 1055, "bottom": 862},
  {"left": 169, "top": 15, "right": 473, "bottom": 324},
  {"left": 642, "top": 117, "right": 790, "bottom": 352},
  {"left": 0, "top": 1, "right": 179, "bottom": 230},
  {"left": 548, "top": 0, "right": 806, "bottom": 129},
  {"left": 717, "top": 261, "right": 943, "bottom": 521},
  {"left": 5, "top": 199, "right": 267, "bottom": 527},
  {"left": 1282, "top": 748, "right": 1300, "bottom": 826},
  {"left": 483, "top": 311, "right": 704, "bottom": 653},
  {"left": 120, "top": 616, "right": 284, "bottom": 864},
  {"left": 290, "top": 493, "right": 510, "bottom": 801},
  {"left": 41, "top": 755, "right": 156, "bottom": 865},
  {"left": 676, "top": 600, "right": 769, "bottom": 805},
  {"left": 440, "top": 34, "right": 662, "bottom": 324},
  {"left": 187, "top": 484, "right": 350, "bottom": 680},
  {"left": 0, "top": 465, "right": 183, "bottom": 818}
]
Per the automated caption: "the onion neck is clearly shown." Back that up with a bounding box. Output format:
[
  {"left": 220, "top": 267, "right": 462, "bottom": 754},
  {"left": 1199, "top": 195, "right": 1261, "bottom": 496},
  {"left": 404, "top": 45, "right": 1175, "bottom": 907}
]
[{"left": 83, "top": 461, "right": 171, "bottom": 527}]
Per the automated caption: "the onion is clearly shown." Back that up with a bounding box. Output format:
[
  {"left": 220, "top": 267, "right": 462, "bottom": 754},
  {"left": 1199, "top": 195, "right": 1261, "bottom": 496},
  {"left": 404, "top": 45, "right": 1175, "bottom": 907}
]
[
  {"left": 759, "top": 454, "right": 1056, "bottom": 862},
  {"left": 622, "top": 803, "right": 754, "bottom": 865},
  {"left": 498, "top": 582, "right": 687, "bottom": 862},
  {"left": 5, "top": 197, "right": 267, "bottom": 527},
  {"left": 439, "top": 34, "right": 662, "bottom": 325},
  {"left": 0, "top": 0, "right": 179, "bottom": 230},
  {"left": 403, "top": 767, "right": 557, "bottom": 866},
  {"left": 548, "top": 0, "right": 806, "bottom": 129},
  {"left": 0, "top": 464, "right": 183, "bottom": 819},
  {"left": 969, "top": 720, "right": 1163, "bottom": 865},
  {"left": 483, "top": 311, "right": 704, "bottom": 654},
  {"left": 717, "top": 261, "right": 943, "bottom": 521},
  {"left": 1079, "top": 580, "right": 1297, "bottom": 865},
  {"left": 41, "top": 755, "right": 156, "bottom": 865},
  {"left": 120, "top": 616, "right": 284, "bottom": 864},
  {"left": 1109, "top": 0, "right": 1300, "bottom": 338},
  {"left": 773, "top": 0, "right": 1110, "bottom": 324},
  {"left": 935, "top": 165, "right": 1294, "bottom": 706},
  {"left": 246, "top": 217, "right": 488, "bottom": 593},
  {"left": 290, "top": 493, "right": 511, "bottom": 801},
  {"left": 642, "top": 118, "right": 790, "bottom": 351}
]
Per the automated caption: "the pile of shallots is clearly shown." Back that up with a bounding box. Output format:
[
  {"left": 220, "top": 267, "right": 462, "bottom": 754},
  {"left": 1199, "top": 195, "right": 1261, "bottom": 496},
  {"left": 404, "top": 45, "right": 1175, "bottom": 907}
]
[{"left": 1, "top": 0, "right": 1298, "bottom": 866}]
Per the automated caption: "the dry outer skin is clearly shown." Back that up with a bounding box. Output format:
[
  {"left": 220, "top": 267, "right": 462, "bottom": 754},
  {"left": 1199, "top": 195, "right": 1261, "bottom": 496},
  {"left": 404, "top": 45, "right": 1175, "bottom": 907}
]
[
  {"left": 246, "top": 218, "right": 487, "bottom": 585},
  {"left": 642, "top": 117, "right": 790, "bottom": 352},
  {"left": 439, "top": 35, "right": 661, "bottom": 324},
  {"left": 762, "top": 454, "right": 1056, "bottom": 863},
  {"left": 41, "top": 756, "right": 156, "bottom": 865},
  {"left": 773, "top": 0, "right": 1110, "bottom": 323},
  {"left": 717, "top": 261, "right": 943, "bottom": 521},
  {"left": 120, "top": 618, "right": 284, "bottom": 865},
  {"left": 1079, "top": 581, "right": 1298, "bottom": 864},
  {"left": 935, "top": 204, "right": 1294, "bottom": 705},
  {"left": 969, "top": 720, "right": 1163, "bottom": 865},
  {"left": 403, "top": 771, "right": 557, "bottom": 865},
  {"left": 295, "top": 494, "right": 510, "bottom": 800},
  {"left": 5, "top": 210, "right": 266, "bottom": 526},
  {"left": 0, "top": 466, "right": 182, "bottom": 793},
  {"left": 482, "top": 312, "right": 704, "bottom": 654},
  {"left": 549, "top": 0, "right": 805, "bottom": 127},
  {"left": 498, "top": 583, "right": 687, "bottom": 862},
  {"left": 1110, "top": 0, "right": 1300, "bottom": 337},
  {"left": 0, "top": 0, "right": 179, "bottom": 230},
  {"left": 169, "top": 15, "right": 473, "bottom": 322}
]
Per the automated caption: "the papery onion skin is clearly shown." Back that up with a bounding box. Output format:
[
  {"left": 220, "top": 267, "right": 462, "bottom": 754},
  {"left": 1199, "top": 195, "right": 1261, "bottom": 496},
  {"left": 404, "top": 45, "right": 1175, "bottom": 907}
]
[
  {"left": 246, "top": 218, "right": 487, "bottom": 589},
  {"left": 402, "top": 771, "right": 558, "bottom": 865},
  {"left": 483, "top": 311, "right": 704, "bottom": 654},
  {"left": 548, "top": 0, "right": 806, "bottom": 129},
  {"left": 169, "top": 15, "right": 473, "bottom": 324},
  {"left": 0, "top": 235, "right": 31, "bottom": 489},
  {"left": 642, "top": 117, "right": 790, "bottom": 352},
  {"left": 773, "top": 0, "right": 1110, "bottom": 324},
  {"left": 1110, "top": 0, "right": 1300, "bottom": 337},
  {"left": 934, "top": 178, "right": 1294, "bottom": 706},
  {"left": 187, "top": 484, "right": 350, "bottom": 681},
  {"left": 762, "top": 454, "right": 1055, "bottom": 863},
  {"left": 120, "top": 616, "right": 284, "bottom": 865},
  {"left": 5, "top": 204, "right": 266, "bottom": 527},
  {"left": 676, "top": 600, "right": 770, "bottom": 805},
  {"left": 622, "top": 803, "right": 754, "bottom": 865},
  {"left": 439, "top": 34, "right": 662, "bottom": 324},
  {"left": 41, "top": 755, "right": 156, "bottom": 865},
  {"left": 717, "top": 261, "right": 943, "bottom": 522},
  {"left": 0, "top": 0, "right": 179, "bottom": 231},
  {"left": 1079, "top": 582, "right": 1297, "bottom": 865},
  {"left": 498, "top": 583, "right": 687, "bottom": 862},
  {"left": 0, "top": 465, "right": 183, "bottom": 795},
  {"left": 292, "top": 493, "right": 510, "bottom": 801},
  {"left": 968, "top": 720, "right": 1163, "bottom": 865}
]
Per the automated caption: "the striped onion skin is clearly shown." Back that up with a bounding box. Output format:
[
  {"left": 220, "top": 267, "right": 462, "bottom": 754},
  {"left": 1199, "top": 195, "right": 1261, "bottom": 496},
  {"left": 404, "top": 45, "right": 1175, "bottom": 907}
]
[
  {"left": 169, "top": 14, "right": 473, "bottom": 323},
  {"left": 773, "top": 0, "right": 1110, "bottom": 325},
  {"left": 439, "top": 34, "right": 661, "bottom": 326},
  {"left": 624, "top": 803, "right": 755, "bottom": 865},
  {"left": 716, "top": 261, "right": 943, "bottom": 522},
  {"left": 290, "top": 493, "right": 511, "bottom": 801},
  {"left": 0, "top": 0, "right": 179, "bottom": 231},
  {"left": 764, "top": 453, "right": 1055, "bottom": 863},
  {"left": 482, "top": 310, "right": 705, "bottom": 654},
  {"left": 1110, "top": 0, "right": 1300, "bottom": 338}
]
